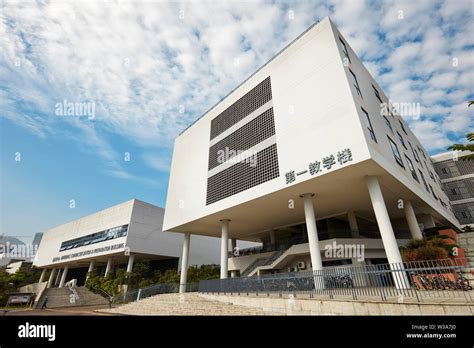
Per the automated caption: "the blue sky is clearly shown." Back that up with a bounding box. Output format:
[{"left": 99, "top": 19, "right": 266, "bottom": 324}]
[{"left": 1, "top": 0, "right": 473, "bottom": 244}]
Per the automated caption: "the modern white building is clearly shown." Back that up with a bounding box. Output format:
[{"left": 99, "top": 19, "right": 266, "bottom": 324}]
[
  {"left": 432, "top": 151, "right": 474, "bottom": 226},
  {"left": 163, "top": 17, "right": 460, "bottom": 290},
  {"left": 33, "top": 199, "right": 221, "bottom": 288}
]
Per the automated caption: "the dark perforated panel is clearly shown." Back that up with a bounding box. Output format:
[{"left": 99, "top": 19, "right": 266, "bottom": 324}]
[
  {"left": 206, "top": 144, "right": 279, "bottom": 205},
  {"left": 208, "top": 108, "right": 275, "bottom": 170},
  {"left": 210, "top": 77, "right": 272, "bottom": 140}
]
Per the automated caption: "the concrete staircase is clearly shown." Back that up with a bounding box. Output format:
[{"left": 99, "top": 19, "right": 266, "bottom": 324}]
[
  {"left": 36, "top": 287, "right": 109, "bottom": 309},
  {"left": 99, "top": 293, "right": 276, "bottom": 316},
  {"left": 458, "top": 232, "right": 474, "bottom": 280}
]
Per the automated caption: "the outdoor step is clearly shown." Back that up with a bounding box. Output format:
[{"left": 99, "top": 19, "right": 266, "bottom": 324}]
[{"left": 103, "top": 293, "right": 274, "bottom": 315}]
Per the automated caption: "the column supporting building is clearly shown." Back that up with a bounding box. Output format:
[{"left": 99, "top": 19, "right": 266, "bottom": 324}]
[
  {"left": 220, "top": 219, "right": 230, "bottom": 279},
  {"left": 179, "top": 233, "right": 191, "bottom": 294}
]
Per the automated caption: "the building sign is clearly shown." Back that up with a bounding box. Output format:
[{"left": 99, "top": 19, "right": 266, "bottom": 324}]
[
  {"left": 285, "top": 148, "right": 353, "bottom": 185},
  {"left": 51, "top": 242, "right": 125, "bottom": 263}
]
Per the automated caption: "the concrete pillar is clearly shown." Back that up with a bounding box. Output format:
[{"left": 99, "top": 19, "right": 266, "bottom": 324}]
[
  {"left": 38, "top": 269, "right": 47, "bottom": 284},
  {"left": 104, "top": 257, "right": 113, "bottom": 277},
  {"left": 126, "top": 254, "right": 135, "bottom": 273},
  {"left": 366, "top": 176, "right": 408, "bottom": 289},
  {"left": 59, "top": 266, "right": 69, "bottom": 288},
  {"left": 86, "top": 261, "right": 95, "bottom": 282},
  {"left": 47, "top": 269, "right": 56, "bottom": 288},
  {"left": 404, "top": 200, "right": 423, "bottom": 240},
  {"left": 300, "top": 194, "right": 323, "bottom": 271},
  {"left": 231, "top": 239, "right": 237, "bottom": 257},
  {"left": 270, "top": 230, "right": 276, "bottom": 247},
  {"left": 179, "top": 233, "right": 190, "bottom": 294},
  {"left": 348, "top": 210, "right": 360, "bottom": 238},
  {"left": 220, "top": 219, "right": 230, "bottom": 279},
  {"left": 54, "top": 269, "right": 62, "bottom": 286}
]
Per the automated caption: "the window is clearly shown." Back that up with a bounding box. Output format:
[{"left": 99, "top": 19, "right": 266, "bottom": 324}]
[
  {"left": 339, "top": 36, "right": 351, "bottom": 63},
  {"left": 397, "top": 131, "right": 407, "bottom": 149},
  {"left": 349, "top": 69, "right": 362, "bottom": 98},
  {"left": 361, "top": 107, "right": 377, "bottom": 142},
  {"left": 429, "top": 170, "right": 435, "bottom": 180},
  {"left": 418, "top": 170, "right": 430, "bottom": 192},
  {"left": 388, "top": 136, "right": 404, "bottom": 168},
  {"left": 398, "top": 119, "right": 407, "bottom": 135},
  {"left": 451, "top": 188, "right": 457, "bottom": 195},
  {"left": 409, "top": 142, "right": 420, "bottom": 163},
  {"left": 461, "top": 211, "right": 468, "bottom": 219},
  {"left": 442, "top": 168, "right": 447, "bottom": 174},
  {"left": 405, "top": 154, "right": 419, "bottom": 182},
  {"left": 418, "top": 146, "right": 427, "bottom": 160},
  {"left": 429, "top": 184, "right": 438, "bottom": 200},
  {"left": 383, "top": 116, "right": 393, "bottom": 133},
  {"left": 372, "top": 84, "right": 383, "bottom": 104}
]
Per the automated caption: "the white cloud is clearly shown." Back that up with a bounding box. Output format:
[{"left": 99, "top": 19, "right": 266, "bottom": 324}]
[{"left": 0, "top": 0, "right": 472, "bottom": 172}]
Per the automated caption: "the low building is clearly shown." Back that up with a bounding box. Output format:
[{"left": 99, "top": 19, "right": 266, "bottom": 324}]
[
  {"left": 432, "top": 151, "right": 474, "bottom": 227},
  {"left": 33, "top": 199, "right": 221, "bottom": 288}
]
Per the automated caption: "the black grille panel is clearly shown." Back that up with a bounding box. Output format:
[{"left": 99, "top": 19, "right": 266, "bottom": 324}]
[
  {"left": 208, "top": 108, "right": 275, "bottom": 170},
  {"left": 206, "top": 144, "right": 279, "bottom": 205},
  {"left": 210, "top": 77, "right": 272, "bottom": 140}
]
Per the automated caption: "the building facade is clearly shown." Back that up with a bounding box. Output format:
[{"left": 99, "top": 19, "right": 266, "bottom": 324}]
[
  {"left": 163, "top": 18, "right": 460, "bottom": 290},
  {"left": 432, "top": 151, "right": 474, "bottom": 226},
  {"left": 33, "top": 199, "right": 221, "bottom": 288}
]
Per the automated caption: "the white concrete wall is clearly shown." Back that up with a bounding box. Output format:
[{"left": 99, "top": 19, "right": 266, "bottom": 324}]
[
  {"left": 164, "top": 17, "right": 371, "bottom": 231},
  {"left": 330, "top": 22, "right": 458, "bottom": 228},
  {"left": 33, "top": 199, "right": 222, "bottom": 268},
  {"left": 33, "top": 200, "right": 135, "bottom": 267}
]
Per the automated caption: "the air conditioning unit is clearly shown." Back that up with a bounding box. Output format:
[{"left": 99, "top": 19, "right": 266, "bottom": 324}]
[{"left": 297, "top": 261, "right": 306, "bottom": 270}]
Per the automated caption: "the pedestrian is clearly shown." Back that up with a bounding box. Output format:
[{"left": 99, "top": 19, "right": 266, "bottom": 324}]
[{"left": 41, "top": 296, "right": 48, "bottom": 310}]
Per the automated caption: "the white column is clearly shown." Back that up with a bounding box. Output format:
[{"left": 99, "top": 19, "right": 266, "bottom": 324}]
[
  {"left": 105, "top": 257, "right": 113, "bottom": 277},
  {"left": 366, "top": 176, "right": 408, "bottom": 289},
  {"left": 220, "top": 219, "right": 230, "bottom": 279},
  {"left": 126, "top": 254, "right": 135, "bottom": 273},
  {"left": 59, "top": 266, "right": 69, "bottom": 288},
  {"left": 86, "top": 261, "right": 95, "bottom": 282},
  {"left": 404, "top": 200, "right": 423, "bottom": 240},
  {"left": 38, "top": 269, "right": 47, "bottom": 284},
  {"left": 347, "top": 210, "right": 360, "bottom": 238},
  {"left": 301, "top": 194, "right": 323, "bottom": 271},
  {"left": 179, "top": 233, "right": 191, "bottom": 294},
  {"left": 54, "top": 269, "right": 62, "bottom": 286},
  {"left": 270, "top": 230, "right": 276, "bottom": 246},
  {"left": 47, "top": 269, "right": 56, "bottom": 288}
]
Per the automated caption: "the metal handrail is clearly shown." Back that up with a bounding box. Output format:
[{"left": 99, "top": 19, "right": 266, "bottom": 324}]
[{"left": 198, "top": 258, "right": 472, "bottom": 303}]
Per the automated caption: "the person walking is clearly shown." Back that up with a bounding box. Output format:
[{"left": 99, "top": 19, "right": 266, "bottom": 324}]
[{"left": 41, "top": 296, "right": 48, "bottom": 310}]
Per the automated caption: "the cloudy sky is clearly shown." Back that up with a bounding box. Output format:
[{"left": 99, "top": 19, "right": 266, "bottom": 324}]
[{"left": 1, "top": 0, "right": 473, "bottom": 242}]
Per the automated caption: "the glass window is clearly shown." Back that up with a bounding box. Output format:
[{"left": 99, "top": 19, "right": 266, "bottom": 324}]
[
  {"left": 398, "top": 119, "right": 407, "bottom": 135},
  {"left": 349, "top": 69, "right": 362, "bottom": 98},
  {"left": 387, "top": 136, "right": 404, "bottom": 168},
  {"left": 418, "top": 169, "right": 430, "bottom": 193},
  {"left": 339, "top": 36, "right": 351, "bottom": 63},
  {"left": 405, "top": 154, "right": 419, "bottom": 182},
  {"left": 397, "top": 131, "right": 407, "bottom": 149},
  {"left": 383, "top": 116, "right": 393, "bottom": 133},
  {"left": 429, "top": 184, "right": 438, "bottom": 200},
  {"left": 361, "top": 107, "right": 376, "bottom": 142},
  {"left": 409, "top": 142, "right": 420, "bottom": 163},
  {"left": 372, "top": 84, "right": 383, "bottom": 103}
]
